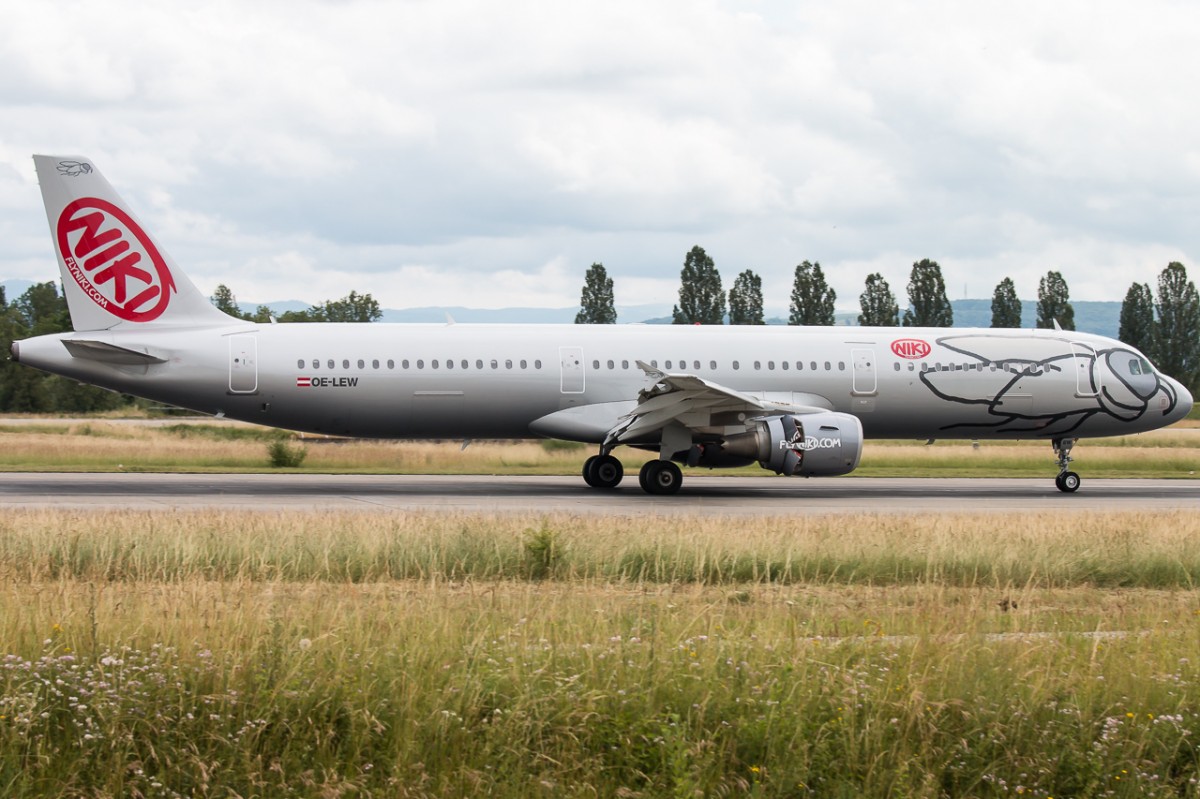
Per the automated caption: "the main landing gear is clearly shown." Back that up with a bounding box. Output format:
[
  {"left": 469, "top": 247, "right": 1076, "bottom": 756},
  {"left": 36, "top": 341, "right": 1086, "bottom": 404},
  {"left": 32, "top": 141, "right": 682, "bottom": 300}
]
[
  {"left": 583, "top": 452, "right": 683, "bottom": 495},
  {"left": 582, "top": 454, "right": 623, "bottom": 489},
  {"left": 1052, "top": 437, "right": 1081, "bottom": 493}
]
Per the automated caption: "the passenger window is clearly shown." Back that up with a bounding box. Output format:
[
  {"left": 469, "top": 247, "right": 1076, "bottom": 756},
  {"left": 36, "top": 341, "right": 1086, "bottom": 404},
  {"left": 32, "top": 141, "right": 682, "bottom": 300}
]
[
  {"left": 476, "top": 359, "right": 483, "bottom": 369},
  {"left": 593, "top": 360, "right": 600, "bottom": 369},
  {"left": 357, "top": 359, "right": 365, "bottom": 369},
  {"left": 782, "top": 361, "right": 789, "bottom": 370},
  {"left": 313, "top": 359, "right": 319, "bottom": 369},
  {"left": 432, "top": 360, "right": 439, "bottom": 369},
  {"left": 838, "top": 362, "right": 845, "bottom": 371},
  {"left": 505, "top": 360, "right": 513, "bottom": 369},
  {"left": 894, "top": 362, "right": 901, "bottom": 371},
  {"left": 607, "top": 360, "right": 615, "bottom": 369},
  {"left": 754, "top": 361, "right": 761, "bottom": 370},
  {"left": 520, "top": 359, "right": 527, "bottom": 369},
  {"left": 810, "top": 361, "right": 817, "bottom": 370},
  {"left": 446, "top": 359, "right": 453, "bottom": 369},
  {"left": 824, "top": 361, "right": 831, "bottom": 371},
  {"left": 666, "top": 360, "right": 673, "bottom": 369},
  {"left": 694, "top": 360, "right": 701, "bottom": 369},
  {"left": 372, "top": 359, "right": 379, "bottom": 369},
  {"left": 535, "top": 360, "right": 542, "bottom": 369},
  {"left": 416, "top": 360, "right": 424, "bottom": 369},
  {"left": 709, "top": 360, "right": 716, "bottom": 370},
  {"left": 768, "top": 361, "right": 775, "bottom": 370},
  {"left": 733, "top": 361, "right": 740, "bottom": 370},
  {"left": 461, "top": 360, "right": 468, "bottom": 369},
  {"left": 622, "top": 360, "right": 629, "bottom": 370},
  {"left": 296, "top": 359, "right": 304, "bottom": 368},
  {"left": 907, "top": 362, "right": 914, "bottom": 372},
  {"left": 327, "top": 359, "right": 335, "bottom": 369},
  {"left": 650, "top": 360, "right": 658, "bottom": 368},
  {"left": 342, "top": 359, "right": 350, "bottom": 369}
]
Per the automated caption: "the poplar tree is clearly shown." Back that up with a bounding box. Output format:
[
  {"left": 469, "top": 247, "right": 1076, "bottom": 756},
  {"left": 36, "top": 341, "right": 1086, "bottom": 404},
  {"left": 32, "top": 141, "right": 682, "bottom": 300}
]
[
  {"left": 211, "top": 284, "right": 251, "bottom": 320},
  {"left": 902, "top": 259, "right": 953, "bottom": 327},
  {"left": 728, "top": 269, "right": 765, "bottom": 325},
  {"left": 788, "top": 261, "right": 836, "bottom": 326},
  {"left": 672, "top": 245, "right": 725, "bottom": 325},
  {"left": 1155, "top": 262, "right": 1200, "bottom": 390},
  {"left": 857, "top": 273, "right": 899, "bottom": 326},
  {"left": 1036, "top": 270, "right": 1075, "bottom": 330},
  {"left": 990, "top": 277, "right": 1022, "bottom": 328},
  {"left": 1118, "top": 282, "right": 1156, "bottom": 357},
  {"left": 574, "top": 263, "right": 617, "bottom": 324}
]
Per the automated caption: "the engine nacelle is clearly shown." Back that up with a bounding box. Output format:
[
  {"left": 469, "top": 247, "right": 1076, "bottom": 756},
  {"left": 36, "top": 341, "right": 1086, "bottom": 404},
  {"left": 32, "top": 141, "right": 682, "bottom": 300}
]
[{"left": 720, "top": 412, "right": 864, "bottom": 477}]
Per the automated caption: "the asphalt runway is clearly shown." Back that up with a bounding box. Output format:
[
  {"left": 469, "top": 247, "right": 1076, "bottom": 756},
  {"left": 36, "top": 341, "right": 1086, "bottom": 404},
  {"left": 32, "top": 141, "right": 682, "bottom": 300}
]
[{"left": 0, "top": 473, "right": 1197, "bottom": 515}]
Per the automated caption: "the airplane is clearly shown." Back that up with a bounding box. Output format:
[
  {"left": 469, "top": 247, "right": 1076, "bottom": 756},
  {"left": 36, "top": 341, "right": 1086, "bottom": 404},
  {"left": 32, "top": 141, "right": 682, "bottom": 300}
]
[{"left": 11, "top": 155, "right": 1194, "bottom": 495}]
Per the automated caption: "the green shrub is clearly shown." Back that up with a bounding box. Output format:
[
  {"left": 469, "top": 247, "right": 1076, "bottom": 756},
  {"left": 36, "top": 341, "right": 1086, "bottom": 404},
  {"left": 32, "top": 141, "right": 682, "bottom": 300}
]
[{"left": 267, "top": 440, "right": 308, "bottom": 468}]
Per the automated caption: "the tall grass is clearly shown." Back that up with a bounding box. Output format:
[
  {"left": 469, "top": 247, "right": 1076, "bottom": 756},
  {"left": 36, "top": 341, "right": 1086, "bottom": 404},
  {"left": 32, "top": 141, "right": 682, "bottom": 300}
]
[
  {"left": 3, "top": 510, "right": 1200, "bottom": 796},
  {"left": 2, "top": 509, "right": 1200, "bottom": 590},
  {"left": 0, "top": 419, "right": 1197, "bottom": 477}
]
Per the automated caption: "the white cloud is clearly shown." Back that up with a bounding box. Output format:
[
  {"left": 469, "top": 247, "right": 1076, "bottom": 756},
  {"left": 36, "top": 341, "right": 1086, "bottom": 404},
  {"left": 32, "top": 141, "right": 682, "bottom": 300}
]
[{"left": 3, "top": 0, "right": 1199, "bottom": 313}]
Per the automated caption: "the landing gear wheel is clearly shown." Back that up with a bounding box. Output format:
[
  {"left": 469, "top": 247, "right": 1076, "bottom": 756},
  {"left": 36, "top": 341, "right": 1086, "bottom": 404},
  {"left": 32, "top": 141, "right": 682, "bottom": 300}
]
[
  {"left": 583, "top": 454, "right": 623, "bottom": 488},
  {"left": 582, "top": 455, "right": 600, "bottom": 487},
  {"left": 1052, "top": 438, "right": 1081, "bottom": 493},
  {"left": 591, "top": 455, "right": 623, "bottom": 488},
  {"left": 639, "top": 460, "right": 682, "bottom": 495},
  {"left": 1056, "top": 471, "right": 1081, "bottom": 493}
]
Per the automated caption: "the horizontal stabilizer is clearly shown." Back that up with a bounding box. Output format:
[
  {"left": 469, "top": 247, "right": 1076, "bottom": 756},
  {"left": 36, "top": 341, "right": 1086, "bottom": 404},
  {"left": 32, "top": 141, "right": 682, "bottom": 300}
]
[{"left": 62, "top": 339, "right": 169, "bottom": 365}]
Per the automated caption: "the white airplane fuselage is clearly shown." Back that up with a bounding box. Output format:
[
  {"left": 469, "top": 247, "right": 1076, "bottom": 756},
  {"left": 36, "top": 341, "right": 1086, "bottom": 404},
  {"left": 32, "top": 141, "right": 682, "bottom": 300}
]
[{"left": 14, "top": 321, "right": 1190, "bottom": 442}]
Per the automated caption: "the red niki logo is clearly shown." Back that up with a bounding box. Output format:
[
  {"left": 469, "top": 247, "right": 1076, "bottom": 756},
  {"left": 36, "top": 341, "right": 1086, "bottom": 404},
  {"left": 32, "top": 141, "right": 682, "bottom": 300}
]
[
  {"left": 56, "top": 198, "right": 175, "bottom": 322},
  {"left": 890, "top": 338, "right": 931, "bottom": 359}
]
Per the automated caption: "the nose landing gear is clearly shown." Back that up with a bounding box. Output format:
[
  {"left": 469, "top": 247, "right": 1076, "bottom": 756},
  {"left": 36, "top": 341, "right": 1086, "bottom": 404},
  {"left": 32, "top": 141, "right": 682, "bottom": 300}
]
[{"left": 1052, "top": 438, "right": 1080, "bottom": 493}]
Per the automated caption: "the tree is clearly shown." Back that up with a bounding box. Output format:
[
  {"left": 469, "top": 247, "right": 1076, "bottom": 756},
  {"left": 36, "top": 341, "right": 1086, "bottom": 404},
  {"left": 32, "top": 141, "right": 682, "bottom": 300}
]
[
  {"left": 728, "top": 270, "right": 765, "bottom": 325},
  {"left": 788, "top": 261, "right": 836, "bottom": 326},
  {"left": 0, "top": 282, "right": 128, "bottom": 413},
  {"left": 211, "top": 284, "right": 250, "bottom": 319},
  {"left": 1036, "top": 270, "right": 1075, "bottom": 330},
  {"left": 857, "top": 273, "right": 898, "bottom": 326},
  {"left": 902, "top": 259, "right": 953, "bottom": 327},
  {"left": 283, "top": 291, "right": 383, "bottom": 323},
  {"left": 990, "top": 277, "right": 1022, "bottom": 328},
  {"left": 1118, "top": 282, "right": 1156, "bottom": 357},
  {"left": 1154, "top": 262, "right": 1200, "bottom": 391},
  {"left": 574, "top": 263, "right": 617, "bottom": 324},
  {"left": 671, "top": 246, "right": 725, "bottom": 325},
  {"left": 13, "top": 281, "right": 71, "bottom": 335}
]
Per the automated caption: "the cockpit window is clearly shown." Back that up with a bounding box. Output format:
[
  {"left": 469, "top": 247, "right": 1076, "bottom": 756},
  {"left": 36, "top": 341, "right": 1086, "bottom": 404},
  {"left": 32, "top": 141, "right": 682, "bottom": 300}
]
[{"left": 1129, "top": 357, "right": 1155, "bottom": 375}]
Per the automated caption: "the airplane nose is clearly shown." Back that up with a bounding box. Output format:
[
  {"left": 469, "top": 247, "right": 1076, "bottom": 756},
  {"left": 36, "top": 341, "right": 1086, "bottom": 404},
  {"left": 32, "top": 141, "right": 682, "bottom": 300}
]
[{"left": 1177, "top": 380, "right": 1195, "bottom": 419}]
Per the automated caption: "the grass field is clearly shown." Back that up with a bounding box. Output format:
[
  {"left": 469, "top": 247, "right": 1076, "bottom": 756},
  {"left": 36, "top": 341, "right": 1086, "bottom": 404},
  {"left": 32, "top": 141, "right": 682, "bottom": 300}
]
[
  {"left": 2, "top": 509, "right": 1200, "bottom": 797},
  {"left": 0, "top": 416, "right": 1197, "bottom": 478}
]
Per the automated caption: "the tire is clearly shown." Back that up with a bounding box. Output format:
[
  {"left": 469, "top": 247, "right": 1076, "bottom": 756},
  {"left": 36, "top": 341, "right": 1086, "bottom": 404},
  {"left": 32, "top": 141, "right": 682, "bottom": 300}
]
[
  {"left": 582, "top": 455, "right": 600, "bottom": 487},
  {"left": 592, "top": 455, "right": 623, "bottom": 488},
  {"left": 1059, "top": 471, "right": 1081, "bottom": 493},
  {"left": 640, "top": 461, "right": 682, "bottom": 495}
]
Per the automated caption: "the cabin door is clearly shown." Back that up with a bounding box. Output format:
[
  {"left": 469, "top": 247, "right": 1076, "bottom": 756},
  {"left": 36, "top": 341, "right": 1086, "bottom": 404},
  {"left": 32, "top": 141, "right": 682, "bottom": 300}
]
[{"left": 228, "top": 334, "right": 258, "bottom": 394}]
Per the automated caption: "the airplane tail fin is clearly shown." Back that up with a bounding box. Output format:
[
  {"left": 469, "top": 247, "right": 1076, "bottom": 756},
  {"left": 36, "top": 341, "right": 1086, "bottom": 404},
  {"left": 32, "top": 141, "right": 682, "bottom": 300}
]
[{"left": 33, "top": 155, "right": 236, "bottom": 331}]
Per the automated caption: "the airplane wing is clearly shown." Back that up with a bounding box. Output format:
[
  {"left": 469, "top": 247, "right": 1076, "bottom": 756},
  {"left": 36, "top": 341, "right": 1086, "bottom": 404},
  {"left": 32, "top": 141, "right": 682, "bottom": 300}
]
[{"left": 602, "top": 361, "right": 829, "bottom": 448}]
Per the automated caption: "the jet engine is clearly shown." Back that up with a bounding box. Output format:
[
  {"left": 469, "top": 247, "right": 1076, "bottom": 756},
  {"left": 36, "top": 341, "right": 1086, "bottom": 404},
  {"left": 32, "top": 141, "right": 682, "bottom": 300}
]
[{"left": 717, "top": 412, "right": 863, "bottom": 477}]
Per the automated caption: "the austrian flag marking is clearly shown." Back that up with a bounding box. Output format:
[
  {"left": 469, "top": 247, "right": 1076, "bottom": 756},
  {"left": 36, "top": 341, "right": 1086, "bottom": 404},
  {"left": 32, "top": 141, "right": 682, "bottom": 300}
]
[{"left": 296, "top": 376, "right": 359, "bottom": 388}]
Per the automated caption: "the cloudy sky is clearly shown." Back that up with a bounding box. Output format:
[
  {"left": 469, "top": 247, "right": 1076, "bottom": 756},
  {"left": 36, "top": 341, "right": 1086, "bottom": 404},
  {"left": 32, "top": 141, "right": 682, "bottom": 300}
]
[{"left": 2, "top": 0, "right": 1198, "bottom": 316}]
